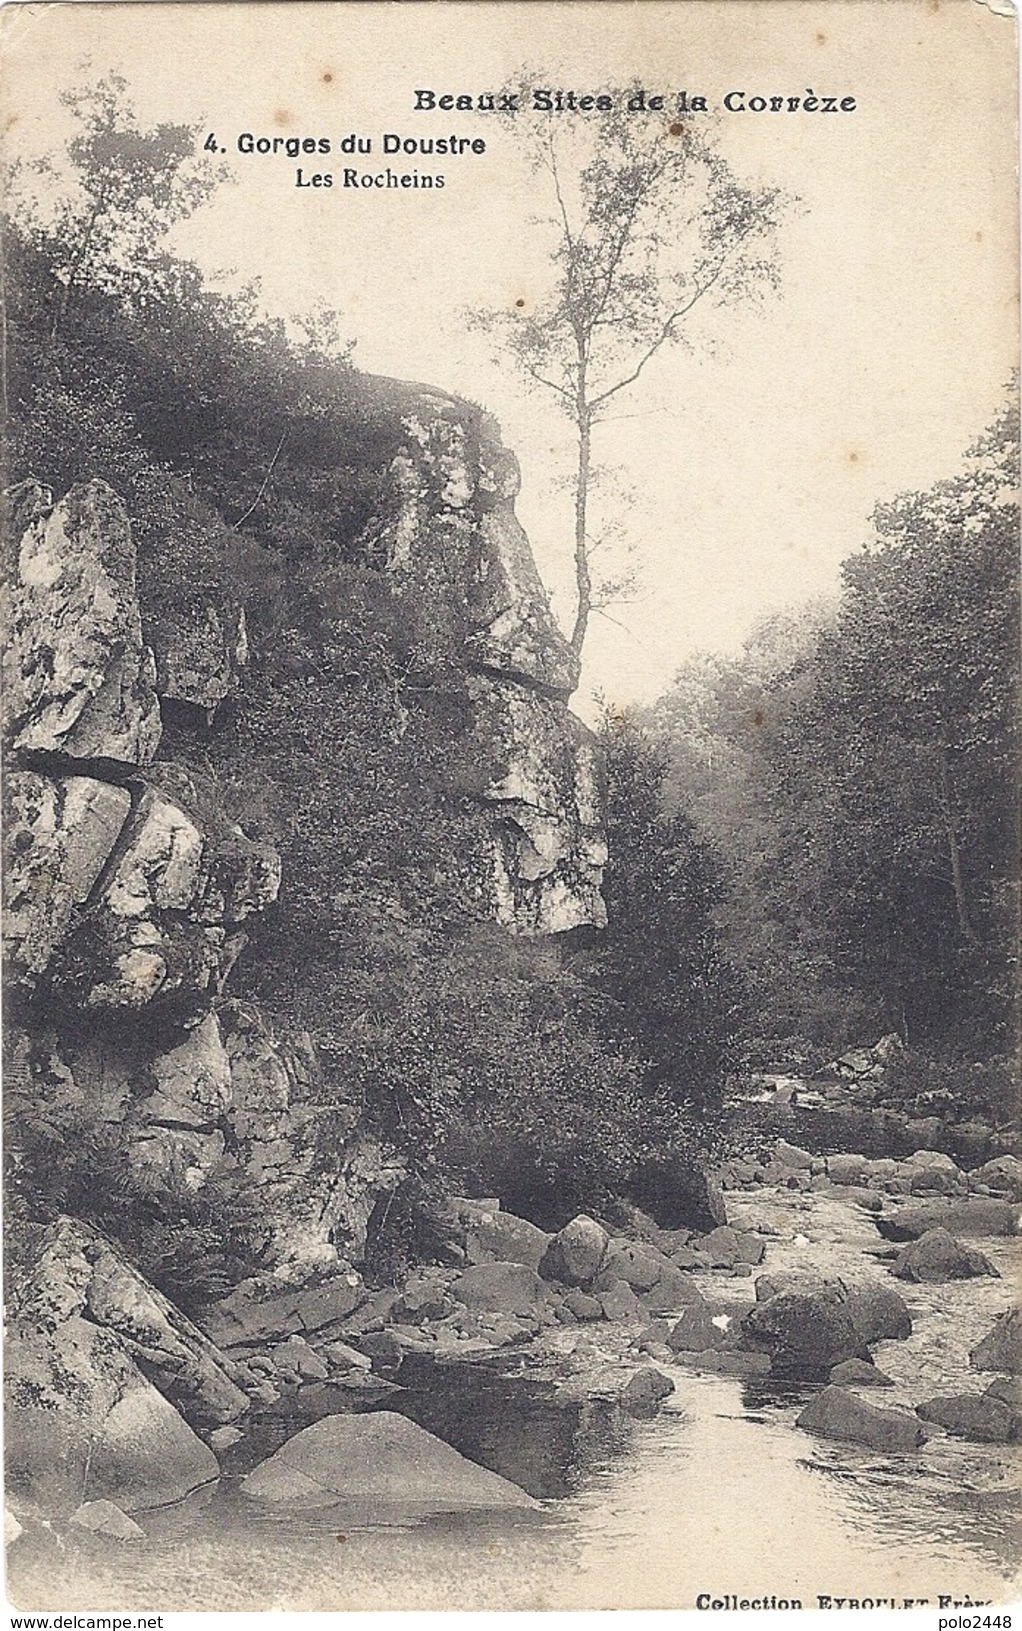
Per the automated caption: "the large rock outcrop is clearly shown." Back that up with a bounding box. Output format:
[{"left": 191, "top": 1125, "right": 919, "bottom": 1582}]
[
  {"left": 8, "top": 1216, "right": 251, "bottom": 1428},
  {"left": 10, "top": 1009, "right": 402, "bottom": 1273},
  {"left": 3, "top": 381, "right": 605, "bottom": 1338},
  {"left": 49, "top": 775, "right": 280, "bottom": 1013},
  {"left": 368, "top": 389, "right": 606, "bottom": 934},
  {"left": 2, "top": 380, "right": 609, "bottom": 1525},
  {"left": 6, "top": 1320, "right": 219, "bottom": 1516},
  {"left": 3, "top": 479, "right": 162, "bottom": 765},
  {"left": 472, "top": 680, "right": 607, "bottom": 933},
  {"left": 3, "top": 771, "right": 279, "bottom": 1012},
  {"left": 4, "top": 1217, "right": 244, "bottom": 1516},
  {"left": 3, "top": 771, "right": 132, "bottom": 984}
]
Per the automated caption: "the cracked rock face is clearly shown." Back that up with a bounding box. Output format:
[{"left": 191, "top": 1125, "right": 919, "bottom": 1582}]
[
  {"left": 6, "top": 1216, "right": 248, "bottom": 1515},
  {"left": 46, "top": 782, "right": 280, "bottom": 1011},
  {"left": 2, "top": 771, "right": 132, "bottom": 987},
  {"left": 129, "top": 1012, "right": 234, "bottom": 1190},
  {"left": 377, "top": 401, "right": 580, "bottom": 700},
  {"left": 153, "top": 601, "right": 248, "bottom": 719},
  {"left": 371, "top": 394, "right": 605, "bottom": 934},
  {"left": 467, "top": 428, "right": 580, "bottom": 698},
  {"left": 470, "top": 680, "right": 608, "bottom": 934},
  {"left": 468, "top": 501, "right": 580, "bottom": 697},
  {"left": 221, "top": 1006, "right": 406, "bottom": 1270},
  {"left": 3, "top": 479, "right": 162, "bottom": 765}
]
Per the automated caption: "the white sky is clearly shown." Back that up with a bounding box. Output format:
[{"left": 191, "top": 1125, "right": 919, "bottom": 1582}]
[{"left": 3, "top": 0, "right": 1017, "bottom": 724}]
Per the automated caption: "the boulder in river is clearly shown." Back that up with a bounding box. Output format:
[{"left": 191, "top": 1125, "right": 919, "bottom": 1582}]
[
  {"left": 753, "top": 1273, "right": 910, "bottom": 1346},
  {"left": 825, "top": 1154, "right": 868, "bottom": 1186},
  {"left": 70, "top": 1499, "right": 145, "bottom": 1541},
  {"left": 829, "top": 1358, "right": 894, "bottom": 1388},
  {"left": 596, "top": 1278, "right": 644, "bottom": 1322},
  {"left": 843, "top": 1281, "right": 913, "bottom": 1344},
  {"left": 695, "top": 1225, "right": 764, "bottom": 1267},
  {"left": 904, "top": 1150, "right": 962, "bottom": 1174},
  {"left": 774, "top": 1140, "right": 814, "bottom": 1170},
  {"left": 984, "top": 1375, "right": 1022, "bottom": 1408},
  {"left": 620, "top": 1367, "right": 674, "bottom": 1415},
  {"left": 598, "top": 1239, "right": 672, "bottom": 1293},
  {"left": 18, "top": 1216, "right": 250, "bottom": 1429},
  {"left": 668, "top": 1303, "right": 726, "bottom": 1353},
  {"left": 465, "top": 1209, "right": 551, "bottom": 1269},
  {"left": 970, "top": 1157, "right": 1022, "bottom": 1201},
  {"left": 642, "top": 1261, "right": 708, "bottom": 1313},
  {"left": 209, "top": 1425, "right": 245, "bottom": 1452},
  {"left": 796, "top": 1387, "right": 925, "bottom": 1451},
  {"left": 891, "top": 1228, "right": 998, "bottom": 1283},
  {"left": 970, "top": 1308, "right": 1022, "bottom": 1374},
  {"left": 908, "top": 1166, "right": 967, "bottom": 1197},
  {"left": 823, "top": 1184, "right": 883, "bottom": 1212},
  {"left": 269, "top": 1335, "right": 329, "bottom": 1381},
  {"left": 754, "top": 1270, "right": 832, "bottom": 1302},
  {"left": 875, "top": 1199, "right": 1019, "bottom": 1241},
  {"left": 563, "top": 1289, "right": 603, "bottom": 1321},
  {"left": 916, "top": 1393, "right": 1021, "bottom": 1444},
  {"left": 741, "top": 1288, "right": 865, "bottom": 1379},
  {"left": 203, "top": 1270, "right": 366, "bottom": 1350},
  {"left": 241, "top": 1411, "right": 537, "bottom": 1513},
  {"left": 539, "top": 1215, "right": 609, "bottom": 1287},
  {"left": 6, "top": 1320, "right": 220, "bottom": 1515},
  {"left": 451, "top": 1262, "right": 547, "bottom": 1316},
  {"left": 672, "top": 1348, "right": 772, "bottom": 1377}
]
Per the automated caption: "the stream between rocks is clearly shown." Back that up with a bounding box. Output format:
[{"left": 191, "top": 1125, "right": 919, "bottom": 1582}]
[{"left": 8, "top": 1184, "right": 1019, "bottom": 1612}]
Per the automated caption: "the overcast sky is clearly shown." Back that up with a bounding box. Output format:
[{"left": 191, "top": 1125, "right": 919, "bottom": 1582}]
[{"left": 4, "top": 0, "right": 1017, "bottom": 724}]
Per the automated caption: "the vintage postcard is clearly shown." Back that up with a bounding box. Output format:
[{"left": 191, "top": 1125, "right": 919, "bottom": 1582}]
[{"left": 1, "top": 0, "right": 1019, "bottom": 1616}]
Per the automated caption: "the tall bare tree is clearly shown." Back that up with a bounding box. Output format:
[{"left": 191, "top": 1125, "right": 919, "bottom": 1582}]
[{"left": 475, "top": 107, "right": 786, "bottom": 655}]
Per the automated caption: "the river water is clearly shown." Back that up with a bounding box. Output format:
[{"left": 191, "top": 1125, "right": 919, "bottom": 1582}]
[{"left": 8, "top": 1188, "right": 1020, "bottom": 1612}]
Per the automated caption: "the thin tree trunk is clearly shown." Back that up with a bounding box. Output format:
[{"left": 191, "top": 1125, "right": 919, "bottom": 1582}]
[
  {"left": 938, "top": 747, "right": 977, "bottom": 945},
  {"left": 570, "top": 370, "right": 592, "bottom": 654}
]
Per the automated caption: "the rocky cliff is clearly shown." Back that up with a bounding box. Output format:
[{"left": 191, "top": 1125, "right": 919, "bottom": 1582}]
[{"left": 3, "top": 383, "right": 606, "bottom": 1279}]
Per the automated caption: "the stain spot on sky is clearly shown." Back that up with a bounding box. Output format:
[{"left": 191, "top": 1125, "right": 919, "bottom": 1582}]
[{"left": 273, "top": 108, "right": 293, "bottom": 127}]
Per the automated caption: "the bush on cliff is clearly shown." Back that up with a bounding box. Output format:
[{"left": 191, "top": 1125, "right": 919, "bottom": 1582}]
[{"left": 3, "top": 1067, "right": 265, "bottom": 1317}]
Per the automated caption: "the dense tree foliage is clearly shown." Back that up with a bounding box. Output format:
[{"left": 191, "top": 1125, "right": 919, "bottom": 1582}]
[
  {"left": 649, "top": 396, "right": 1019, "bottom": 1086},
  {"left": 588, "top": 713, "right": 743, "bottom": 1101}
]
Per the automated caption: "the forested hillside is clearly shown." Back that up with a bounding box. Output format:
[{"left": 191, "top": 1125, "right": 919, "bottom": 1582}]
[{"left": 645, "top": 399, "right": 1019, "bottom": 1124}]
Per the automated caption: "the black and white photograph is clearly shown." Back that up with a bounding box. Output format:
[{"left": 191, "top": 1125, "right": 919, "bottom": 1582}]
[{"left": 1, "top": 0, "right": 1019, "bottom": 1613}]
